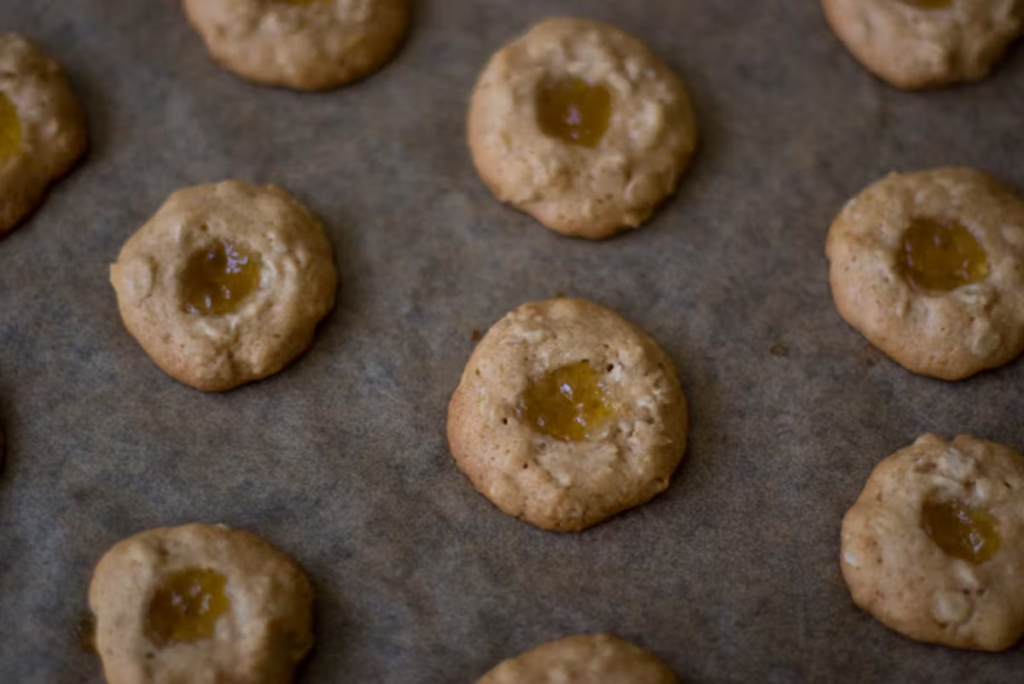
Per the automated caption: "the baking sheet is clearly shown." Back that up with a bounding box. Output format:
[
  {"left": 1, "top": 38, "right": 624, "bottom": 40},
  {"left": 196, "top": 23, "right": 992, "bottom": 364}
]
[{"left": 1, "top": 1, "right": 1023, "bottom": 682}]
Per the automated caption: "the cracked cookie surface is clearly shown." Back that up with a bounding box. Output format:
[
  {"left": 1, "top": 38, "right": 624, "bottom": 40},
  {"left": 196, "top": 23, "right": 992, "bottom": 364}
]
[
  {"left": 841, "top": 434, "right": 1024, "bottom": 650},
  {"left": 447, "top": 297, "right": 687, "bottom": 532},
  {"left": 468, "top": 17, "right": 698, "bottom": 239},
  {"left": 110, "top": 181, "right": 337, "bottom": 392}
]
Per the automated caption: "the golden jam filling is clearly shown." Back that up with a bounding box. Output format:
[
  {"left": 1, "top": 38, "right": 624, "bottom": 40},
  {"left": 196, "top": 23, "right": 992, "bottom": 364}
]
[
  {"left": 145, "top": 568, "right": 231, "bottom": 647},
  {"left": 182, "top": 240, "right": 262, "bottom": 315},
  {"left": 899, "top": 0, "right": 953, "bottom": 9},
  {"left": 515, "top": 361, "right": 614, "bottom": 442},
  {"left": 900, "top": 219, "right": 989, "bottom": 293},
  {"left": 921, "top": 499, "right": 1000, "bottom": 564},
  {"left": 536, "top": 77, "right": 612, "bottom": 148},
  {"left": 0, "top": 91, "right": 22, "bottom": 163}
]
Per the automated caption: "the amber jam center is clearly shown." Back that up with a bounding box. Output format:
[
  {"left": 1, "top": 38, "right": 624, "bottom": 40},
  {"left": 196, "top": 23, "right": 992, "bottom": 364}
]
[
  {"left": 145, "top": 568, "right": 231, "bottom": 647},
  {"left": 0, "top": 91, "right": 22, "bottom": 163},
  {"left": 921, "top": 499, "right": 1000, "bottom": 564},
  {"left": 536, "top": 77, "right": 612, "bottom": 148},
  {"left": 900, "top": 219, "right": 989, "bottom": 293},
  {"left": 182, "top": 240, "right": 262, "bottom": 315},
  {"left": 899, "top": 0, "right": 953, "bottom": 9},
  {"left": 515, "top": 361, "right": 614, "bottom": 442}
]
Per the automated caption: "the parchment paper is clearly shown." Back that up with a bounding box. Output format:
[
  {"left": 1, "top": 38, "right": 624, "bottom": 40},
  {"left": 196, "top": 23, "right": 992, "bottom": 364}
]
[{"left": 1, "top": 1, "right": 1023, "bottom": 682}]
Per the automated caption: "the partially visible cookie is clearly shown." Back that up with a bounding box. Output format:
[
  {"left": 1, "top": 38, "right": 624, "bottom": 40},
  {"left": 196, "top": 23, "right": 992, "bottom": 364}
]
[
  {"left": 110, "top": 181, "right": 337, "bottom": 392},
  {"left": 822, "top": 0, "right": 1024, "bottom": 89},
  {"left": 468, "top": 17, "right": 698, "bottom": 239},
  {"left": 478, "top": 634, "right": 678, "bottom": 684},
  {"left": 89, "top": 523, "right": 314, "bottom": 684},
  {"left": 448, "top": 297, "right": 688, "bottom": 532},
  {"left": 0, "top": 33, "right": 87, "bottom": 236},
  {"left": 826, "top": 167, "right": 1024, "bottom": 380},
  {"left": 841, "top": 434, "right": 1024, "bottom": 651},
  {"left": 184, "top": 0, "right": 409, "bottom": 91}
]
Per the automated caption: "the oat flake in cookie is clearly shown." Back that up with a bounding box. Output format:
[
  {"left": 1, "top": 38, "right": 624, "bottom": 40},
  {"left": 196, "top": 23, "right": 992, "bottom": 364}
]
[
  {"left": 822, "top": 0, "right": 1024, "bottom": 89},
  {"left": 841, "top": 434, "right": 1024, "bottom": 651},
  {"left": 184, "top": 0, "right": 409, "bottom": 91},
  {"left": 89, "top": 524, "right": 314, "bottom": 684},
  {"left": 478, "top": 634, "right": 678, "bottom": 684},
  {"left": 468, "top": 18, "right": 698, "bottom": 239},
  {"left": 110, "top": 181, "right": 337, "bottom": 392},
  {"left": 0, "top": 33, "right": 87, "bottom": 237},
  {"left": 447, "top": 298, "right": 688, "bottom": 532},
  {"left": 826, "top": 167, "right": 1024, "bottom": 380}
]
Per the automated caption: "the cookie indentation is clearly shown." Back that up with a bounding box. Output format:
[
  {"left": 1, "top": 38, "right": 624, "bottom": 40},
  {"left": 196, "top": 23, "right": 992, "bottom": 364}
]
[
  {"left": 182, "top": 240, "right": 262, "bottom": 315},
  {"left": 901, "top": 219, "right": 989, "bottom": 293},
  {"left": 145, "top": 568, "right": 230, "bottom": 647},
  {"left": 0, "top": 91, "right": 22, "bottom": 163},
  {"left": 899, "top": 0, "right": 953, "bottom": 9},
  {"left": 921, "top": 498, "right": 1000, "bottom": 564},
  {"left": 536, "top": 77, "right": 612, "bottom": 148},
  {"left": 516, "top": 360, "right": 614, "bottom": 442}
]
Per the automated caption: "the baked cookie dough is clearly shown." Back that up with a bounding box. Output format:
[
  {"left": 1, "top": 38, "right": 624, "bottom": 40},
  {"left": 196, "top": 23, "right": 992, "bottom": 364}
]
[
  {"left": 826, "top": 167, "right": 1024, "bottom": 380},
  {"left": 89, "top": 524, "right": 314, "bottom": 684},
  {"left": 478, "top": 634, "right": 678, "bottom": 684},
  {"left": 468, "top": 18, "right": 698, "bottom": 239},
  {"left": 0, "top": 33, "right": 87, "bottom": 236},
  {"left": 447, "top": 297, "right": 688, "bottom": 532},
  {"left": 841, "top": 434, "right": 1024, "bottom": 651},
  {"left": 184, "top": 0, "right": 409, "bottom": 91},
  {"left": 110, "top": 181, "right": 337, "bottom": 392},
  {"left": 822, "top": 0, "right": 1024, "bottom": 89}
]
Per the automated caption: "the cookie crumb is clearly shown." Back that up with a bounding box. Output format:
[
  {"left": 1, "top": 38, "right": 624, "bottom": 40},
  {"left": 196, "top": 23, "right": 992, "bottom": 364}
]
[{"left": 76, "top": 614, "right": 97, "bottom": 655}]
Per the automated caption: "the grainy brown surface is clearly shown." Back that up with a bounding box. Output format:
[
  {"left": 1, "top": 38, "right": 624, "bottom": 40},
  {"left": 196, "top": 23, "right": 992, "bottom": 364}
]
[{"left": 0, "top": 1, "right": 1021, "bottom": 683}]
